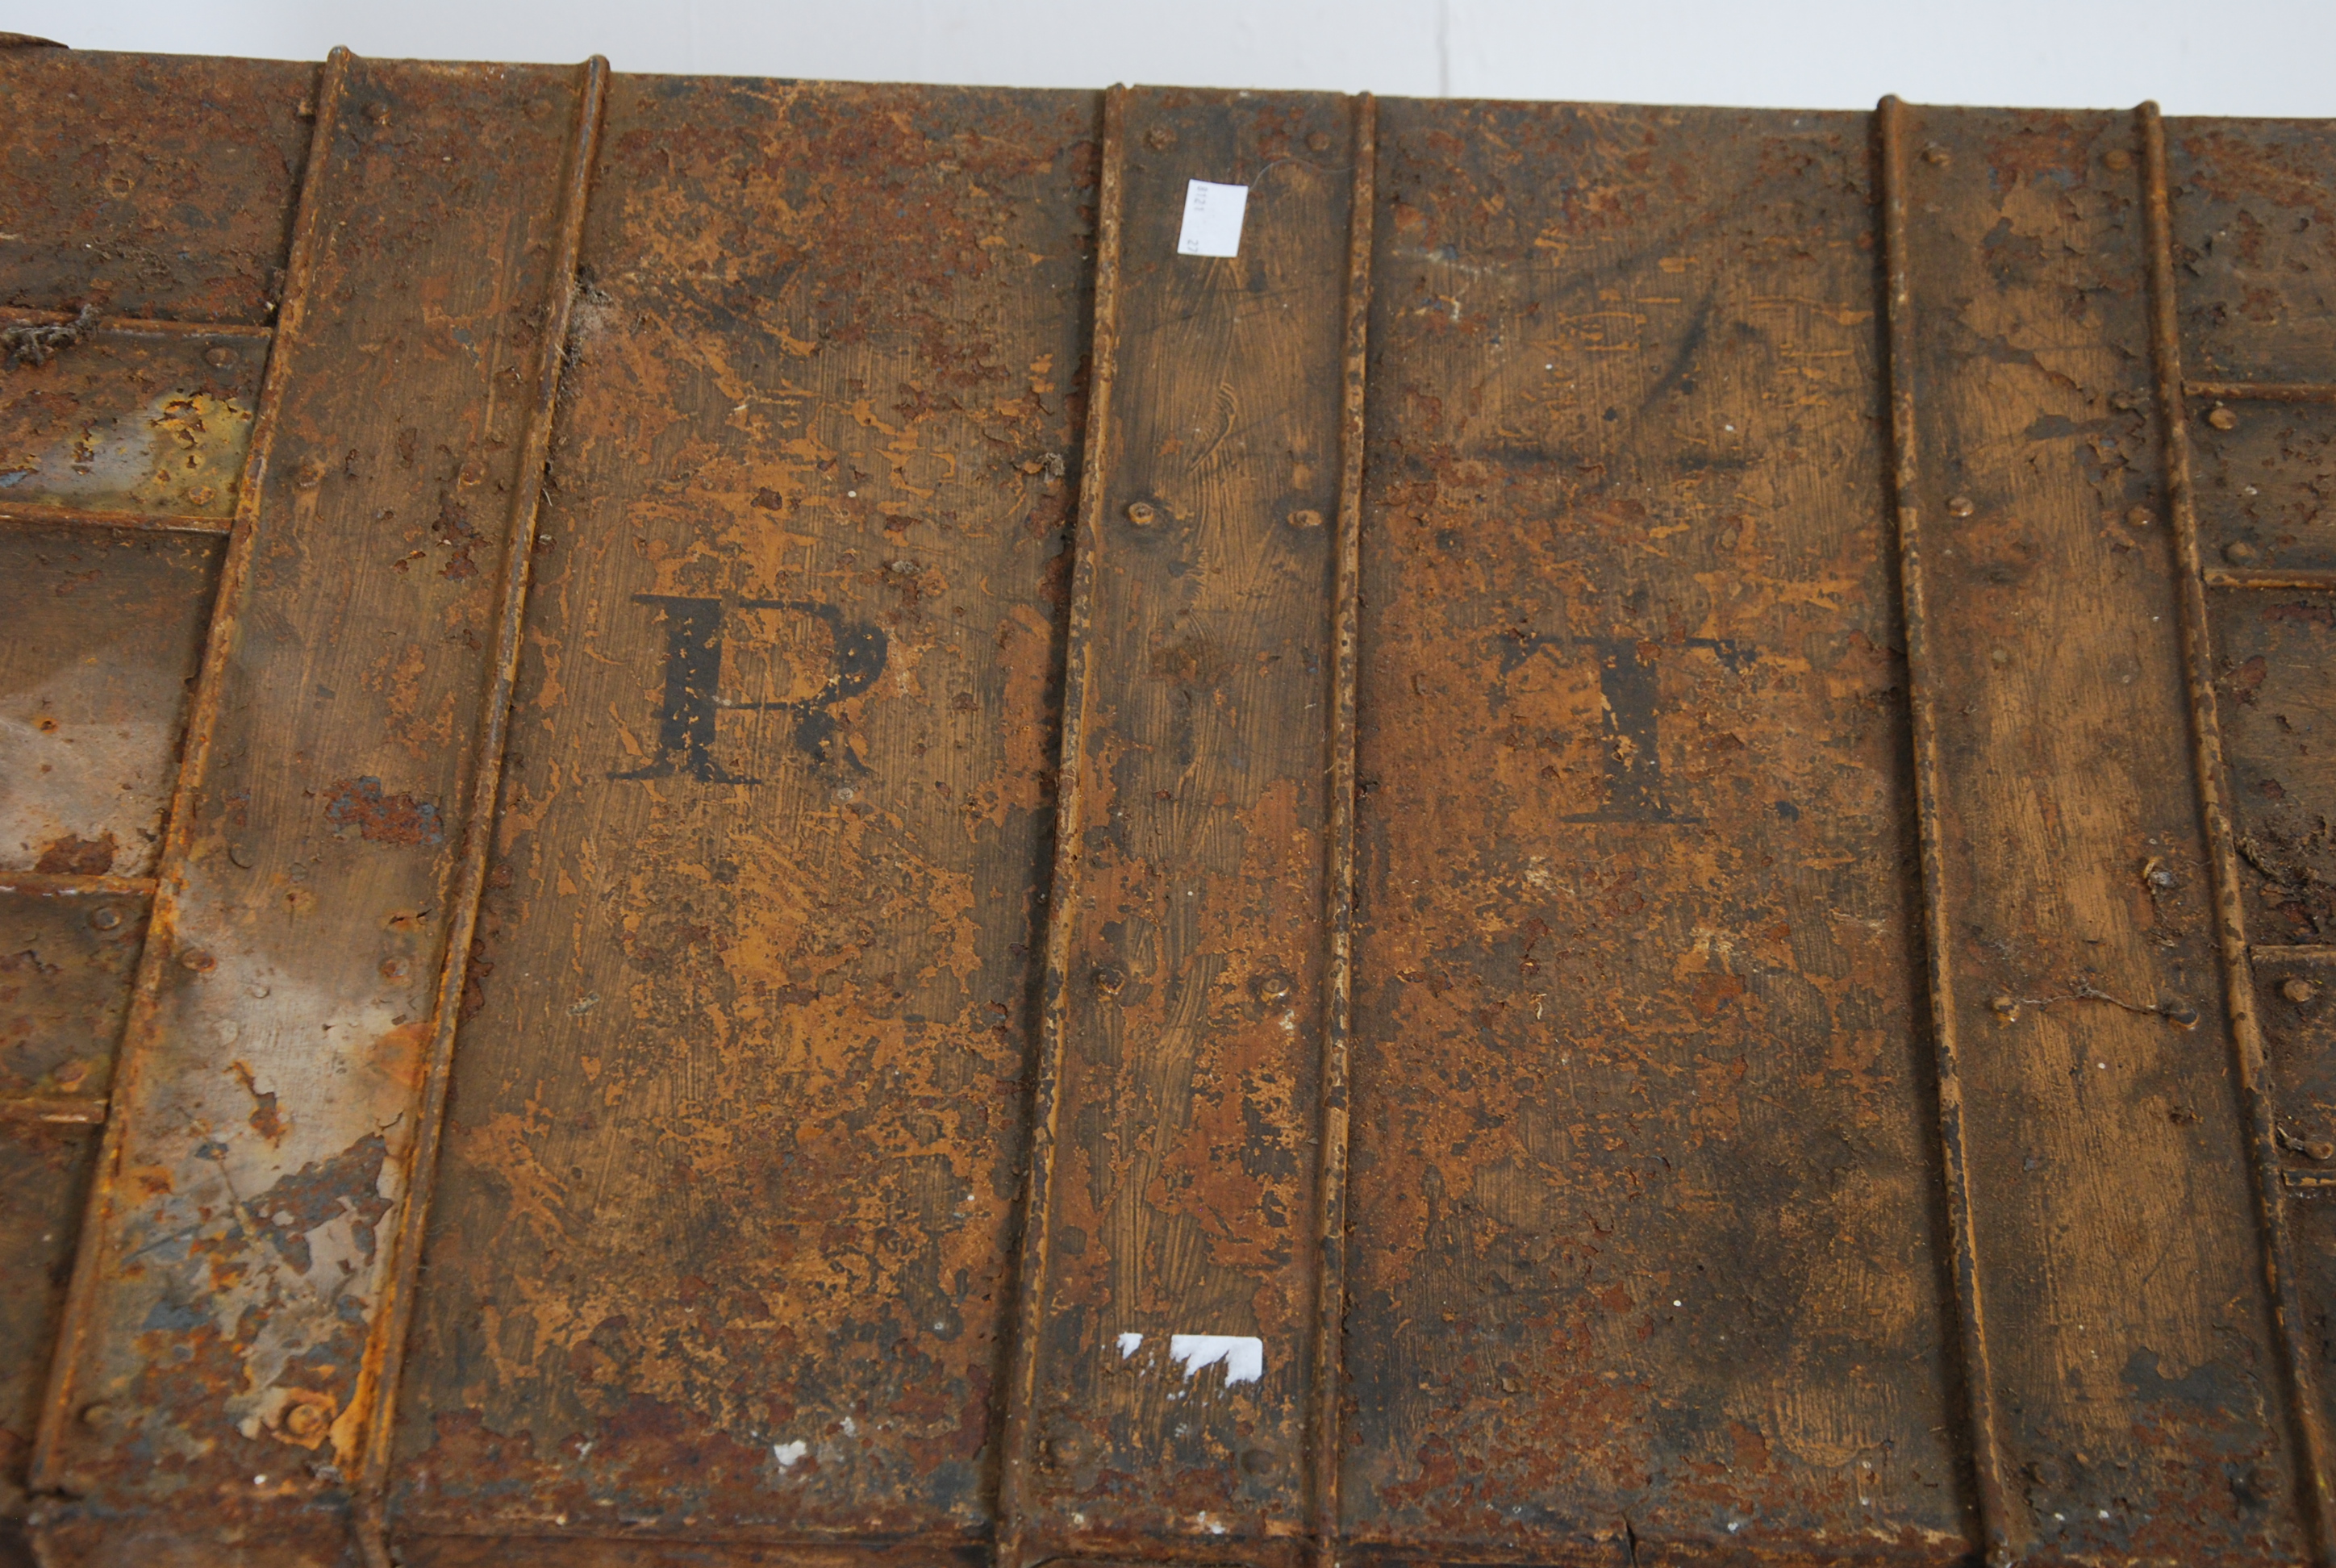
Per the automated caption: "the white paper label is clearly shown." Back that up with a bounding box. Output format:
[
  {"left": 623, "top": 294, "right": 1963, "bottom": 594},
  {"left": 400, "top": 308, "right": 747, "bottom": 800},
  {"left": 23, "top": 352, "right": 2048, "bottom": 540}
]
[{"left": 1177, "top": 180, "right": 1249, "bottom": 258}]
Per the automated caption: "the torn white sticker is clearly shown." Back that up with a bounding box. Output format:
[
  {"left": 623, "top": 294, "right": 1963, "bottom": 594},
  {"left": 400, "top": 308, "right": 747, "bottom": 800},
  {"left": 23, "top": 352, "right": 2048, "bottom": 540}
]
[
  {"left": 1178, "top": 180, "right": 1249, "bottom": 258},
  {"left": 1169, "top": 1333, "right": 1263, "bottom": 1386},
  {"left": 1116, "top": 1332, "right": 1145, "bottom": 1358},
  {"left": 771, "top": 1439, "right": 807, "bottom": 1469}
]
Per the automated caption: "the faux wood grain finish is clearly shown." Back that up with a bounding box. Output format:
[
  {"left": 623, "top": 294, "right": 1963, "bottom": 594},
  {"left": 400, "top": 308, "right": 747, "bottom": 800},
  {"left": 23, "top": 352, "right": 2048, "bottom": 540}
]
[
  {"left": 6, "top": 56, "right": 2336, "bottom": 1568},
  {"left": 30, "top": 56, "right": 594, "bottom": 1564},
  {"left": 1012, "top": 87, "right": 1355, "bottom": 1563},
  {"left": 388, "top": 81, "right": 1097, "bottom": 1554},
  {"left": 1343, "top": 101, "right": 1964, "bottom": 1563},
  {"left": 0, "top": 527, "right": 222, "bottom": 878},
  {"left": 0, "top": 52, "right": 315, "bottom": 324},
  {"left": 1898, "top": 103, "right": 2305, "bottom": 1563}
]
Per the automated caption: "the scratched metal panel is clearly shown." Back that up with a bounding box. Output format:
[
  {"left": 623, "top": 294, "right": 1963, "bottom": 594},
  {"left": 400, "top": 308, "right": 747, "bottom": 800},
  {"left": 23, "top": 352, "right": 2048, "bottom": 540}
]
[
  {"left": 2213, "top": 593, "right": 2336, "bottom": 945},
  {"left": 2188, "top": 399, "right": 2336, "bottom": 576},
  {"left": 1340, "top": 102, "right": 1967, "bottom": 1563},
  {"left": 2, "top": 1126, "right": 98, "bottom": 1522},
  {"left": 0, "top": 526, "right": 222, "bottom": 878},
  {"left": 31, "top": 57, "right": 591, "bottom": 1566},
  {"left": 0, "top": 327, "right": 263, "bottom": 519},
  {"left": 0, "top": 51, "right": 315, "bottom": 324},
  {"left": 1012, "top": 87, "right": 1354, "bottom": 1562},
  {"left": 2168, "top": 119, "right": 2336, "bottom": 388},
  {"left": 387, "top": 79, "right": 1095, "bottom": 1556}
]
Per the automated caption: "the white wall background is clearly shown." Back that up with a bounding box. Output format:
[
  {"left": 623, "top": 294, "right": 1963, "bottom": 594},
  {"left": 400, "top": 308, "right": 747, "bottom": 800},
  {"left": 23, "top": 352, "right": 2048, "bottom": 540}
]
[{"left": 8, "top": 0, "right": 2336, "bottom": 116}]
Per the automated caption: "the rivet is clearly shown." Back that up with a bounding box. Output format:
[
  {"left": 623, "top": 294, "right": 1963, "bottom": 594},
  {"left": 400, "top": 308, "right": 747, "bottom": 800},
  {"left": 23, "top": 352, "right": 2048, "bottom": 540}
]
[
  {"left": 1241, "top": 1447, "right": 1277, "bottom": 1474},
  {"left": 2285, "top": 978, "right": 2318, "bottom": 1005},
  {"left": 204, "top": 344, "right": 238, "bottom": 368},
  {"left": 1946, "top": 494, "right": 1975, "bottom": 518},
  {"left": 89, "top": 906, "right": 122, "bottom": 931},
  {"left": 2125, "top": 507, "right": 2153, "bottom": 528},
  {"left": 52, "top": 1059, "right": 89, "bottom": 1089},
  {"left": 80, "top": 1403, "right": 117, "bottom": 1430},
  {"left": 2307, "top": 1137, "right": 2336, "bottom": 1162},
  {"left": 1125, "top": 501, "right": 1158, "bottom": 526},
  {"left": 1145, "top": 125, "right": 1177, "bottom": 152},
  {"left": 1921, "top": 144, "right": 1950, "bottom": 166},
  {"left": 364, "top": 100, "right": 390, "bottom": 124},
  {"left": 2161, "top": 997, "right": 2200, "bottom": 1027},
  {"left": 1990, "top": 995, "right": 2019, "bottom": 1017},
  {"left": 283, "top": 1402, "right": 328, "bottom": 1440},
  {"left": 2103, "top": 148, "right": 2134, "bottom": 172},
  {"left": 1287, "top": 508, "right": 1324, "bottom": 530},
  {"left": 293, "top": 458, "right": 326, "bottom": 490},
  {"left": 1307, "top": 130, "right": 1332, "bottom": 152},
  {"left": 889, "top": 558, "right": 919, "bottom": 574},
  {"left": 1989, "top": 648, "right": 2011, "bottom": 666},
  {"left": 1254, "top": 970, "right": 1295, "bottom": 1005},
  {"left": 179, "top": 948, "right": 216, "bottom": 974},
  {"left": 2224, "top": 539, "right": 2259, "bottom": 565},
  {"left": 2206, "top": 407, "right": 2238, "bottom": 431},
  {"left": 380, "top": 957, "right": 410, "bottom": 982},
  {"left": 1091, "top": 965, "right": 1125, "bottom": 997}
]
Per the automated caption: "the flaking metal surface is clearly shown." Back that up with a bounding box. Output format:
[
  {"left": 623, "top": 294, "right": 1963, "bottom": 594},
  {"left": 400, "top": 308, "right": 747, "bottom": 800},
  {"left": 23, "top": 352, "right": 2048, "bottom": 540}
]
[{"left": 3, "top": 48, "right": 2336, "bottom": 1568}]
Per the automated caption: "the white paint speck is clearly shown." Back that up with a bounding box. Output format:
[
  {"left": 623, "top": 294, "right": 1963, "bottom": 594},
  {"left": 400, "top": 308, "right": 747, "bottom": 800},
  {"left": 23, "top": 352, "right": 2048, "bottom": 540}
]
[
  {"left": 1170, "top": 1333, "right": 1264, "bottom": 1386},
  {"left": 1117, "top": 1332, "right": 1145, "bottom": 1358},
  {"left": 773, "top": 1440, "right": 808, "bottom": 1469},
  {"left": 840, "top": 1416, "right": 857, "bottom": 1437}
]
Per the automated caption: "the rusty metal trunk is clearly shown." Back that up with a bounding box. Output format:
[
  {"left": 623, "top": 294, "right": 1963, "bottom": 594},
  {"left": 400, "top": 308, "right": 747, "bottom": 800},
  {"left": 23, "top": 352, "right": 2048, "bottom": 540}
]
[{"left": 5, "top": 39, "right": 2336, "bottom": 1568}]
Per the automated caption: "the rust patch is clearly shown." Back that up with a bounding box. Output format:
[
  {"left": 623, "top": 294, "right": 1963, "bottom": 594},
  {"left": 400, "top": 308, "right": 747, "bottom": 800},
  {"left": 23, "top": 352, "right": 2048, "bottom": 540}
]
[
  {"left": 323, "top": 776, "right": 447, "bottom": 847},
  {"left": 31, "top": 833, "right": 116, "bottom": 877}
]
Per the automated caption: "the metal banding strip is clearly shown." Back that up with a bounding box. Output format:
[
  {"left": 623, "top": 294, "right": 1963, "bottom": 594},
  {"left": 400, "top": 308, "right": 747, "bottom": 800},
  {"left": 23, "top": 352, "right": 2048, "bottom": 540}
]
[
  {"left": 0, "top": 307, "right": 274, "bottom": 340},
  {"left": 995, "top": 81, "right": 1125, "bottom": 1568},
  {"left": 1875, "top": 94, "right": 2015, "bottom": 1568},
  {"left": 0, "top": 502, "right": 232, "bottom": 536},
  {"left": 2139, "top": 98, "right": 2336, "bottom": 1565},
  {"left": 352, "top": 55, "right": 611, "bottom": 1560},
  {"left": 27, "top": 43, "right": 354, "bottom": 1491},
  {"left": 1307, "top": 89, "right": 1374, "bottom": 1568},
  {"left": 2188, "top": 381, "right": 2336, "bottom": 404},
  {"left": 2204, "top": 567, "right": 2336, "bottom": 592}
]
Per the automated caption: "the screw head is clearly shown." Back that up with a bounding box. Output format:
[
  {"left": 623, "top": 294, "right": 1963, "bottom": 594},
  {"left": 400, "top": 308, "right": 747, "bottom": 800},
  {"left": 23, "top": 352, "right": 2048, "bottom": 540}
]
[
  {"left": 2225, "top": 539, "right": 2260, "bottom": 565},
  {"left": 1287, "top": 508, "right": 1324, "bottom": 530},
  {"left": 88, "top": 906, "right": 122, "bottom": 931},
  {"left": 1946, "top": 494, "right": 1975, "bottom": 517},
  {"left": 2206, "top": 406, "right": 2239, "bottom": 431},
  {"left": 1124, "top": 501, "right": 1158, "bottom": 526},
  {"left": 2284, "top": 978, "right": 2317, "bottom": 1005}
]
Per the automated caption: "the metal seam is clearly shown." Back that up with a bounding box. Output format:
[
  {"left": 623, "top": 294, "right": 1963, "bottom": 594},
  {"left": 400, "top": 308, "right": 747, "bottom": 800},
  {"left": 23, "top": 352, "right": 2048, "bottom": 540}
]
[
  {"left": 2187, "top": 381, "right": 2336, "bottom": 404},
  {"left": 2203, "top": 567, "right": 2336, "bottom": 591},
  {"left": 1875, "top": 94, "right": 2015, "bottom": 1568},
  {"left": 0, "top": 502, "right": 234, "bottom": 536},
  {"left": 0, "top": 306, "right": 274, "bottom": 338},
  {"left": 995, "top": 81, "right": 1124, "bottom": 1568},
  {"left": 340, "top": 48, "right": 611, "bottom": 1561},
  {"left": 2138, "top": 98, "right": 2336, "bottom": 1566},
  {"left": 1306, "top": 89, "right": 1374, "bottom": 1568},
  {"left": 27, "top": 43, "right": 353, "bottom": 1497},
  {"left": 348, "top": 56, "right": 611, "bottom": 1561}
]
